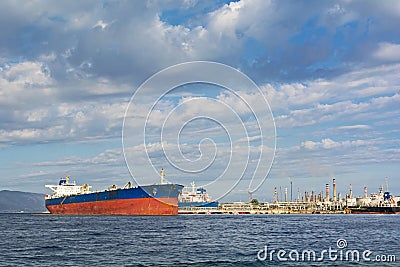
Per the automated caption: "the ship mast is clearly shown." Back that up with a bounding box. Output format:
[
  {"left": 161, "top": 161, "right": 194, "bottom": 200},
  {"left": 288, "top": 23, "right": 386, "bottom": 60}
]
[
  {"left": 386, "top": 177, "right": 389, "bottom": 192},
  {"left": 190, "top": 181, "right": 196, "bottom": 194},
  {"left": 160, "top": 168, "right": 166, "bottom": 184}
]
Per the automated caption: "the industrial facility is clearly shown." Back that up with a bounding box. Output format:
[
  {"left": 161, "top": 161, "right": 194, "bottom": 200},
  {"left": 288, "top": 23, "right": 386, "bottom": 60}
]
[{"left": 179, "top": 177, "right": 400, "bottom": 214}]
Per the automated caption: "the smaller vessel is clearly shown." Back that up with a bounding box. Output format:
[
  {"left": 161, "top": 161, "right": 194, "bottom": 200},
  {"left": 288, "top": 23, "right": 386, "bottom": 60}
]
[
  {"left": 179, "top": 181, "right": 219, "bottom": 208},
  {"left": 348, "top": 180, "right": 400, "bottom": 214}
]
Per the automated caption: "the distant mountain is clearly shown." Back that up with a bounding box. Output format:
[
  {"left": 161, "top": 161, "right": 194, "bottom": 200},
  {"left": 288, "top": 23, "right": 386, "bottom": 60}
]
[{"left": 0, "top": 190, "right": 46, "bottom": 213}]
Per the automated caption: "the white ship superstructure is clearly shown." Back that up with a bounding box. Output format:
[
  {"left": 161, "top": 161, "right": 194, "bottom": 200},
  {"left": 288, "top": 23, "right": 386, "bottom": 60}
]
[
  {"left": 180, "top": 181, "right": 212, "bottom": 203},
  {"left": 45, "top": 176, "right": 91, "bottom": 199},
  {"left": 179, "top": 181, "right": 218, "bottom": 209}
]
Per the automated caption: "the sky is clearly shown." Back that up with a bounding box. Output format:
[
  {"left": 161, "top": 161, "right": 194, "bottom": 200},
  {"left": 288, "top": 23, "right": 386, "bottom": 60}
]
[{"left": 0, "top": 0, "right": 399, "bottom": 202}]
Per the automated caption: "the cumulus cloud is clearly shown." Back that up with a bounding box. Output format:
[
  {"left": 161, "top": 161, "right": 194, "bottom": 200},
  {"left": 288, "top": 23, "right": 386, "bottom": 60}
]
[
  {"left": 265, "top": 63, "right": 400, "bottom": 111},
  {"left": 337, "top": 125, "right": 371, "bottom": 130},
  {"left": 0, "top": 61, "right": 55, "bottom": 107},
  {"left": 300, "top": 138, "right": 384, "bottom": 151},
  {"left": 275, "top": 93, "right": 400, "bottom": 129},
  {"left": 373, "top": 42, "right": 400, "bottom": 62},
  {"left": 1, "top": 0, "right": 400, "bottom": 196},
  {"left": 0, "top": 0, "right": 399, "bottom": 85},
  {"left": 263, "top": 63, "right": 400, "bottom": 130}
]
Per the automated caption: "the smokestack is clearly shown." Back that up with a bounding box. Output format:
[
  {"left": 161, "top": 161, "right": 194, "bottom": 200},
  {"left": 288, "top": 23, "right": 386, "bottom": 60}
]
[
  {"left": 274, "top": 187, "right": 278, "bottom": 203},
  {"left": 333, "top": 178, "right": 337, "bottom": 202},
  {"left": 290, "top": 181, "right": 293, "bottom": 202},
  {"left": 364, "top": 186, "right": 368, "bottom": 198},
  {"left": 297, "top": 188, "right": 300, "bottom": 202},
  {"left": 349, "top": 184, "right": 353, "bottom": 198},
  {"left": 284, "top": 187, "right": 288, "bottom": 202},
  {"left": 325, "top": 183, "right": 330, "bottom": 202}
]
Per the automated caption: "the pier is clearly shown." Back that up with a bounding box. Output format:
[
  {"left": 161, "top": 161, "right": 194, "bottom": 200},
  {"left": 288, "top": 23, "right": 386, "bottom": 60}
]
[{"left": 178, "top": 201, "right": 346, "bottom": 215}]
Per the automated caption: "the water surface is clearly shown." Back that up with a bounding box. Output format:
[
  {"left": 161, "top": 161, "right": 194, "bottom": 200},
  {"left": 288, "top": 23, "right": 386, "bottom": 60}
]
[{"left": 0, "top": 214, "right": 398, "bottom": 266}]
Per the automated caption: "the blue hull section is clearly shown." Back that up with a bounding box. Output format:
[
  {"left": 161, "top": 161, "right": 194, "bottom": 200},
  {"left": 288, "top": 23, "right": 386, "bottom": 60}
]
[{"left": 46, "top": 184, "right": 183, "bottom": 207}]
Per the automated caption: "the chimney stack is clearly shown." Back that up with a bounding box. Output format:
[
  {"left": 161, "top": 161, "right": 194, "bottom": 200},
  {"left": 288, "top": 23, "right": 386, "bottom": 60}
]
[
  {"left": 325, "top": 183, "right": 330, "bottom": 202},
  {"left": 333, "top": 178, "right": 337, "bottom": 202},
  {"left": 284, "top": 187, "right": 288, "bottom": 202}
]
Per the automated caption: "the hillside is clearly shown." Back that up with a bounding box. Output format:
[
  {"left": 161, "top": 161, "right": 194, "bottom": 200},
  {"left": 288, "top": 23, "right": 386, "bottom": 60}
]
[{"left": 0, "top": 190, "right": 46, "bottom": 213}]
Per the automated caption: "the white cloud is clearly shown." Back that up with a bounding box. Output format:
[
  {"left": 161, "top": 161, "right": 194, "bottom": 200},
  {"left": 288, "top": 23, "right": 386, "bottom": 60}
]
[
  {"left": 373, "top": 42, "right": 400, "bottom": 62},
  {"left": 337, "top": 125, "right": 371, "bottom": 130},
  {"left": 25, "top": 109, "right": 49, "bottom": 122},
  {"left": 92, "top": 20, "right": 114, "bottom": 30},
  {"left": 265, "top": 64, "right": 400, "bottom": 111},
  {"left": 0, "top": 0, "right": 399, "bottom": 86},
  {"left": 0, "top": 57, "right": 135, "bottom": 145},
  {"left": 0, "top": 61, "right": 55, "bottom": 108},
  {"left": 301, "top": 138, "right": 373, "bottom": 150},
  {"left": 321, "top": 138, "right": 340, "bottom": 149},
  {"left": 3, "top": 61, "right": 51, "bottom": 85},
  {"left": 0, "top": 1, "right": 400, "bottom": 196},
  {"left": 302, "top": 140, "right": 318, "bottom": 150},
  {"left": 35, "top": 147, "right": 125, "bottom": 167},
  {"left": 263, "top": 63, "right": 400, "bottom": 129}
]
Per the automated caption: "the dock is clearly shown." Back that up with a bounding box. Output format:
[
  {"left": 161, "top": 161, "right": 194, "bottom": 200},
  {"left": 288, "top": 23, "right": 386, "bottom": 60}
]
[{"left": 178, "top": 201, "right": 346, "bottom": 215}]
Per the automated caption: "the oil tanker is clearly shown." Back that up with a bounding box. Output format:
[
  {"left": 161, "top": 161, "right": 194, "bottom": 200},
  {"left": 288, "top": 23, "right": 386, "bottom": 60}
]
[
  {"left": 347, "top": 183, "right": 400, "bottom": 214},
  {"left": 45, "top": 169, "right": 183, "bottom": 215}
]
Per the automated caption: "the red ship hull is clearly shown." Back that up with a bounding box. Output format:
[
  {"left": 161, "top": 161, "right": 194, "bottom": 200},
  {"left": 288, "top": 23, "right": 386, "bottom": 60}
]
[{"left": 46, "top": 197, "right": 178, "bottom": 215}]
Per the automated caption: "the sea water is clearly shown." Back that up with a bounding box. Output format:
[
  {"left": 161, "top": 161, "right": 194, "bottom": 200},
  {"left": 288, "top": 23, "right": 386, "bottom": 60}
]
[{"left": 0, "top": 214, "right": 398, "bottom": 266}]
